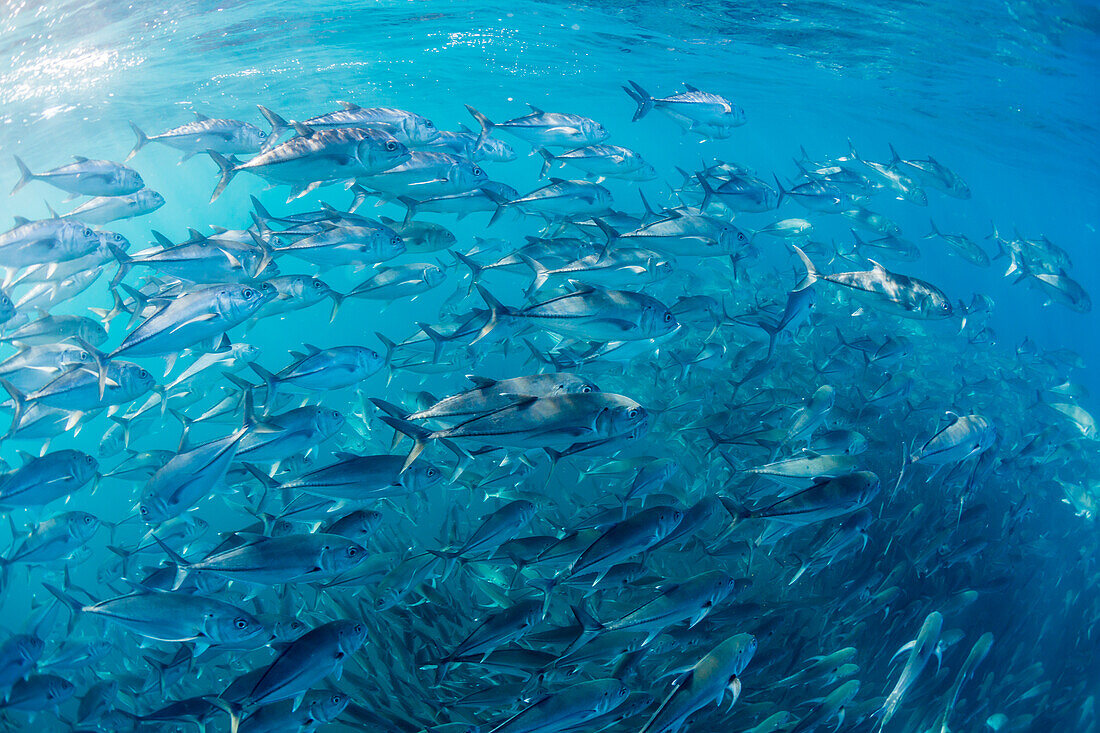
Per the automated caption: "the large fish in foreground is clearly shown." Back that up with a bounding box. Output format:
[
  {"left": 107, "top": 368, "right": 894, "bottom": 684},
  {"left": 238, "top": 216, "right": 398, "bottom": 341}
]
[
  {"left": 380, "top": 392, "right": 649, "bottom": 469},
  {"left": 208, "top": 126, "right": 410, "bottom": 202},
  {"left": 641, "top": 633, "right": 757, "bottom": 733},
  {"left": 623, "top": 81, "right": 746, "bottom": 138},
  {"left": 792, "top": 244, "right": 953, "bottom": 319}
]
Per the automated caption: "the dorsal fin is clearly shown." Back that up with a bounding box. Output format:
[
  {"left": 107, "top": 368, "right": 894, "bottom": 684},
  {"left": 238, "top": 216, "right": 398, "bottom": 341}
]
[
  {"left": 185, "top": 228, "right": 208, "bottom": 244},
  {"left": 72, "top": 155, "right": 88, "bottom": 163},
  {"left": 303, "top": 343, "right": 323, "bottom": 355},
  {"left": 13, "top": 216, "right": 29, "bottom": 226},
  {"left": 465, "top": 375, "right": 497, "bottom": 389},
  {"left": 683, "top": 82, "right": 700, "bottom": 92},
  {"left": 548, "top": 177, "right": 567, "bottom": 185},
  {"left": 193, "top": 111, "right": 211, "bottom": 122},
  {"left": 867, "top": 259, "right": 887, "bottom": 273},
  {"left": 151, "top": 230, "right": 173, "bottom": 248},
  {"left": 526, "top": 103, "right": 545, "bottom": 114},
  {"left": 292, "top": 122, "right": 317, "bottom": 138},
  {"left": 337, "top": 100, "right": 361, "bottom": 111}
]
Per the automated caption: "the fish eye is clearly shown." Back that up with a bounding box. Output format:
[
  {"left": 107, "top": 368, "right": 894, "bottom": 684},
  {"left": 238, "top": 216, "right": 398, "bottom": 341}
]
[
  {"left": 385, "top": 141, "right": 397, "bottom": 151},
  {"left": 348, "top": 546, "right": 359, "bottom": 556},
  {"left": 580, "top": 385, "right": 593, "bottom": 393},
  {"left": 332, "top": 695, "right": 341, "bottom": 703},
  {"left": 354, "top": 623, "right": 364, "bottom": 633},
  {"left": 425, "top": 120, "right": 435, "bottom": 128},
  {"left": 258, "top": 130, "right": 267, "bottom": 137},
  {"left": 243, "top": 288, "right": 255, "bottom": 299},
  {"left": 79, "top": 352, "right": 88, "bottom": 361},
  {"left": 113, "top": 233, "right": 123, "bottom": 241},
  {"left": 313, "top": 280, "right": 324, "bottom": 288},
  {"left": 139, "top": 369, "right": 150, "bottom": 379},
  {"left": 628, "top": 408, "right": 639, "bottom": 419},
  {"left": 663, "top": 312, "right": 673, "bottom": 322},
  {"left": 83, "top": 228, "right": 93, "bottom": 237},
  {"left": 473, "top": 167, "right": 483, "bottom": 177},
  {"left": 426, "top": 468, "right": 436, "bottom": 477},
  {"left": 235, "top": 618, "right": 248, "bottom": 629},
  {"left": 139, "top": 506, "right": 149, "bottom": 517}
]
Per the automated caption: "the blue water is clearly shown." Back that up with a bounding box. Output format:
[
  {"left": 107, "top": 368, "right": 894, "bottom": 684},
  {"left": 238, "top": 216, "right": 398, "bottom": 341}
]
[{"left": 0, "top": 0, "right": 1098, "bottom": 730}]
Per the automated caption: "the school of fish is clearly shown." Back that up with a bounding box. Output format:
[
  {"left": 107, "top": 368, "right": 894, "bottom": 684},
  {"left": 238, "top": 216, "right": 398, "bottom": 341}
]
[{"left": 0, "top": 79, "right": 1096, "bottom": 733}]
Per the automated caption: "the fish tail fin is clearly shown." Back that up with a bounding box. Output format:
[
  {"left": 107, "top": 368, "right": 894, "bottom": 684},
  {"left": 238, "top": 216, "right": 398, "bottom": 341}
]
[
  {"left": 248, "top": 363, "right": 279, "bottom": 407},
  {"left": 772, "top": 173, "right": 787, "bottom": 207},
  {"left": 243, "top": 463, "right": 280, "bottom": 494},
  {"left": 847, "top": 138, "right": 862, "bottom": 161},
  {"left": 209, "top": 698, "right": 243, "bottom": 733},
  {"left": 397, "top": 195, "right": 419, "bottom": 225},
  {"left": 452, "top": 250, "right": 483, "bottom": 294},
  {"left": 127, "top": 122, "right": 150, "bottom": 162},
  {"left": 924, "top": 217, "right": 940, "bottom": 239},
  {"left": 756, "top": 319, "right": 780, "bottom": 362},
  {"left": 465, "top": 104, "right": 494, "bottom": 147},
  {"left": 888, "top": 142, "right": 902, "bottom": 165},
  {"left": 638, "top": 190, "right": 658, "bottom": 223},
  {"left": 536, "top": 148, "right": 555, "bottom": 179},
  {"left": 625, "top": 80, "right": 655, "bottom": 121},
  {"left": 206, "top": 150, "right": 240, "bottom": 203},
  {"left": 250, "top": 194, "right": 274, "bottom": 224},
  {"left": 790, "top": 244, "right": 819, "bottom": 292},
  {"left": 788, "top": 556, "right": 810, "bottom": 586},
  {"left": 570, "top": 602, "right": 603, "bottom": 633},
  {"left": 0, "top": 379, "right": 26, "bottom": 438},
  {"left": 368, "top": 397, "right": 409, "bottom": 420},
  {"left": 891, "top": 440, "right": 911, "bottom": 500},
  {"left": 668, "top": 349, "right": 693, "bottom": 382},
  {"left": 517, "top": 254, "right": 551, "bottom": 298},
  {"left": 348, "top": 183, "right": 372, "bottom": 213},
  {"left": 416, "top": 321, "right": 448, "bottom": 364},
  {"left": 108, "top": 244, "right": 134, "bottom": 289},
  {"left": 704, "top": 428, "right": 728, "bottom": 456},
  {"left": 593, "top": 217, "right": 619, "bottom": 247},
  {"left": 473, "top": 284, "right": 508, "bottom": 343},
  {"left": 10, "top": 155, "right": 35, "bottom": 195},
  {"left": 43, "top": 582, "right": 83, "bottom": 627},
  {"left": 718, "top": 494, "right": 751, "bottom": 521},
  {"left": 152, "top": 536, "right": 192, "bottom": 590},
  {"left": 256, "top": 104, "right": 289, "bottom": 142},
  {"left": 485, "top": 188, "right": 509, "bottom": 227},
  {"left": 378, "top": 416, "right": 431, "bottom": 472},
  {"left": 326, "top": 289, "right": 344, "bottom": 322},
  {"left": 526, "top": 577, "right": 559, "bottom": 617},
  {"left": 695, "top": 173, "right": 715, "bottom": 210},
  {"left": 374, "top": 331, "right": 397, "bottom": 370}
]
